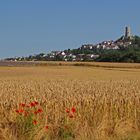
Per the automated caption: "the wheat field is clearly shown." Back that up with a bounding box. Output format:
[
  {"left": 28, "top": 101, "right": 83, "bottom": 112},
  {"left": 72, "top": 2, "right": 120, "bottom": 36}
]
[{"left": 0, "top": 64, "right": 140, "bottom": 140}]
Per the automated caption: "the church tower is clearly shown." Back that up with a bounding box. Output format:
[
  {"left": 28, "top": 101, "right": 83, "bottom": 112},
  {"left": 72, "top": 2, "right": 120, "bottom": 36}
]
[{"left": 125, "top": 26, "right": 131, "bottom": 38}]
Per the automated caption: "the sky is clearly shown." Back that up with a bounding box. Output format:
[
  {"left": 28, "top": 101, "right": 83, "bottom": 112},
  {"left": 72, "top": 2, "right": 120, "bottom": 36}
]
[{"left": 0, "top": 0, "right": 140, "bottom": 58}]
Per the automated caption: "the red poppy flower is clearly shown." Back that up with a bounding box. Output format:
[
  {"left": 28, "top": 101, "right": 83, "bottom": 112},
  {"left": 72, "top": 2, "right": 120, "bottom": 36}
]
[
  {"left": 34, "top": 111, "right": 38, "bottom": 115},
  {"left": 30, "top": 102, "right": 35, "bottom": 107},
  {"left": 34, "top": 101, "right": 39, "bottom": 105},
  {"left": 45, "top": 125, "right": 49, "bottom": 130},
  {"left": 37, "top": 108, "right": 43, "bottom": 113},
  {"left": 69, "top": 114, "right": 74, "bottom": 118},
  {"left": 19, "top": 109, "right": 25, "bottom": 113},
  {"left": 66, "top": 108, "right": 70, "bottom": 113},
  {"left": 15, "top": 110, "right": 20, "bottom": 113},
  {"left": 33, "top": 120, "right": 38, "bottom": 125},
  {"left": 20, "top": 103, "right": 26, "bottom": 107},
  {"left": 71, "top": 107, "right": 76, "bottom": 113},
  {"left": 34, "top": 108, "right": 43, "bottom": 115},
  {"left": 16, "top": 109, "right": 24, "bottom": 114}
]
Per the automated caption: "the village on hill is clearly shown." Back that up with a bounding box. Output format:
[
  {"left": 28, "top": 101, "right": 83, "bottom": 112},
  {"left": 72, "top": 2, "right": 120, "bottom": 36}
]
[{"left": 5, "top": 27, "right": 140, "bottom": 63}]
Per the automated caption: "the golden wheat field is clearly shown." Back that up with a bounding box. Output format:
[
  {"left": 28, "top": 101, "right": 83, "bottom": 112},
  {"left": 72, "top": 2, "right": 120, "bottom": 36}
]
[{"left": 1, "top": 63, "right": 140, "bottom": 140}]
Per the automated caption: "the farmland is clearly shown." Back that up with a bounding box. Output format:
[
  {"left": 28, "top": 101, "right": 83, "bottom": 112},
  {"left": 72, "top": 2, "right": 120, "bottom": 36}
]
[{"left": 0, "top": 63, "right": 140, "bottom": 140}]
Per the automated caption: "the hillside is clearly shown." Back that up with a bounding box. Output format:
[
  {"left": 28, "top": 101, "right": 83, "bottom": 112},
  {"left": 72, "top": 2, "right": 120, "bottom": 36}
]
[{"left": 5, "top": 34, "right": 140, "bottom": 63}]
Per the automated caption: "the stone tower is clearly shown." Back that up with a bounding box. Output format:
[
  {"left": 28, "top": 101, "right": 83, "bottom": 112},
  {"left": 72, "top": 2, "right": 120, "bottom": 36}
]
[{"left": 125, "top": 26, "right": 131, "bottom": 38}]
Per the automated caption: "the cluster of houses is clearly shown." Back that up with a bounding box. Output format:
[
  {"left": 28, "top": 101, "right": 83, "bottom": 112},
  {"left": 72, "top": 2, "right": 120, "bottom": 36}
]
[
  {"left": 81, "top": 39, "right": 132, "bottom": 50},
  {"left": 6, "top": 50, "right": 100, "bottom": 62},
  {"left": 6, "top": 27, "right": 133, "bottom": 62},
  {"left": 26, "top": 51, "right": 99, "bottom": 61},
  {"left": 6, "top": 38, "right": 132, "bottom": 62}
]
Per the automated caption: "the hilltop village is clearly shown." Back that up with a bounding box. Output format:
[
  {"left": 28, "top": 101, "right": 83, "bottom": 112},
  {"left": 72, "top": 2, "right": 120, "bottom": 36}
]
[{"left": 5, "top": 27, "right": 140, "bottom": 62}]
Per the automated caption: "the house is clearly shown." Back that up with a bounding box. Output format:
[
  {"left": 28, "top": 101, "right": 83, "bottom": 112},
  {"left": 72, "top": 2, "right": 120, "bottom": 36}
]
[
  {"left": 85, "top": 54, "right": 99, "bottom": 60},
  {"left": 61, "top": 52, "right": 65, "bottom": 56}
]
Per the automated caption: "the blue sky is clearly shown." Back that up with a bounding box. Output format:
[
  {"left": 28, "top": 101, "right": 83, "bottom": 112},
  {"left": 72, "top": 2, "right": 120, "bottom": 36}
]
[{"left": 0, "top": 0, "right": 140, "bottom": 58}]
